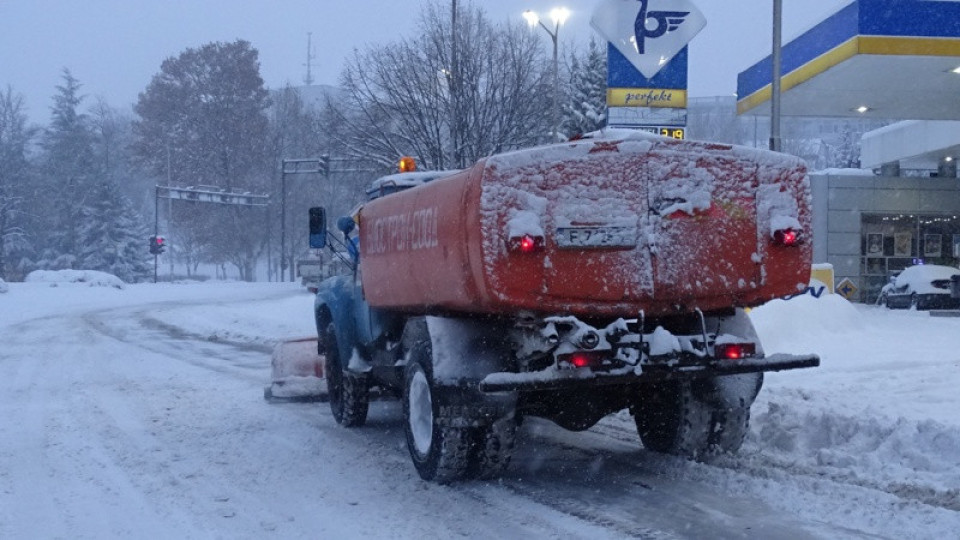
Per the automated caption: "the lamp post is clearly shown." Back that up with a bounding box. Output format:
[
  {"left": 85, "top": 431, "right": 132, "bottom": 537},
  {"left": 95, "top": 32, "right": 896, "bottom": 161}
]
[
  {"left": 770, "top": 0, "right": 783, "bottom": 152},
  {"left": 524, "top": 7, "right": 570, "bottom": 143}
]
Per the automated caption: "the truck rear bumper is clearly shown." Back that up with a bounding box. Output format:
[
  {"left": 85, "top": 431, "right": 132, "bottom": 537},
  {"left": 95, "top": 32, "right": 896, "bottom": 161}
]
[{"left": 478, "top": 353, "right": 820, "bottom": 393}]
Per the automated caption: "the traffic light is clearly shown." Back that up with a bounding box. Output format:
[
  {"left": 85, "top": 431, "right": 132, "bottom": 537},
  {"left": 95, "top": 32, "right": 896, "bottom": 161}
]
[{"left": 149, "top": 235, "right": 166, "bottom": 255}]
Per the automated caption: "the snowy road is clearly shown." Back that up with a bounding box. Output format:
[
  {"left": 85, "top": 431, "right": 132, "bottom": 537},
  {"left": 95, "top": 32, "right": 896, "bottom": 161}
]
[{"left": 1, "top": 282, "right": 958, "bottom": 539}]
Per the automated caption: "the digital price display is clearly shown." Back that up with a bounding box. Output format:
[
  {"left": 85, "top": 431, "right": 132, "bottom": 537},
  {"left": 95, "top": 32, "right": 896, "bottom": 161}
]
[
  {"left": 659, "top": 127, "right": 685, "bottom": 140},
  {"left": 637, "top": 126, "right": 686, "bottom": 140}
]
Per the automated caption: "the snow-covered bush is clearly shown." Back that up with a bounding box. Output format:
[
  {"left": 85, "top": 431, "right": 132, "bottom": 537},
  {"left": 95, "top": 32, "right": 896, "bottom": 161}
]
[{"left": 24, "top": 269, "right": 125, "bottom": 289}]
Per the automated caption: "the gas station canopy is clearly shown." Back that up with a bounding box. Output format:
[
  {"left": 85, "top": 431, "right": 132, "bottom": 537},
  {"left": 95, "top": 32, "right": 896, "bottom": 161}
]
[{"left": 737, "top": 0, "right": 960, "bottom": 120}]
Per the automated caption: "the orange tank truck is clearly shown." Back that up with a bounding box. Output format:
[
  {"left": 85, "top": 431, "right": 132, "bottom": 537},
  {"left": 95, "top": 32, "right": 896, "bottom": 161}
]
[
  {"left": 306, "top": 131, "right": 819, "bottom": 483},
  {"left": 358, "top": 136, "right": 812, "bottom": 318}
]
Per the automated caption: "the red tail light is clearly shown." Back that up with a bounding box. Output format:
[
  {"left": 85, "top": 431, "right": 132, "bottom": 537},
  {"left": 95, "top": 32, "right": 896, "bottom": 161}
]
[
  {"left": 557, "top": 351, "right": 610, "bottom": 370},
  {"left": 773, "top": 228, "right": 799, "bottom": 246},
  {"left": 715, "top": 343, "right": 756, "bottom": 360},
  {"left": 508, "top": 234, "right": 544, "bottom": 253},
  {"left": 571, "top": 354, "right": 591, "bottom": 368}
]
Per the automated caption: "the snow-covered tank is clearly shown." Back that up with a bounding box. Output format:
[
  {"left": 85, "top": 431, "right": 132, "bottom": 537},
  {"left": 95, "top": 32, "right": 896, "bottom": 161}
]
[{"left": 358, "top": 133, "right": 811, "bottom": 317}]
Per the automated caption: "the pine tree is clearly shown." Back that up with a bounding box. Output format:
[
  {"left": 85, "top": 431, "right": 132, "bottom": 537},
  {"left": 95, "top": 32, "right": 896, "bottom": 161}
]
[
  {"left": 77, "top": 180, "right": 151, "bottom": 283},
  {"left": 562, "top": 38, "right": 607, "bottom": 138},
  {"left": 35, "top": 69, "right": 99, "bottom": 269},
  {"left": 0, "top": 86, "right": 36, "bottom": 280}
]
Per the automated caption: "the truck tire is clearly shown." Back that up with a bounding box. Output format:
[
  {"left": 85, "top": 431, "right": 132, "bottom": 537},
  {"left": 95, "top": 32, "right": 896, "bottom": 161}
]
[
  {"left": 708, "top": 406, "right": 750, "bottom": 454},
  {"left": 403, "top": 340, "right": 473, "bottom": 483},
  {"left": 324, "top": 323, "right": 369, "bottom": 427},
  {"left": 634, "top": 380, "right": 712, "bottom": 459},
  {"left": 705, "top": 373, "right": 761, "bottom": 454},
  {"left": 471, "top": 414, "right": 517, "bottom": 480}
]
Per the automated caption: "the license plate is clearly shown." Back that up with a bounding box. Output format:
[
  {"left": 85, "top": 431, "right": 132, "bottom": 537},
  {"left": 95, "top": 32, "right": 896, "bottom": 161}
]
[{"left": 555, "top": 226, "right": 638, "bottom": 249}]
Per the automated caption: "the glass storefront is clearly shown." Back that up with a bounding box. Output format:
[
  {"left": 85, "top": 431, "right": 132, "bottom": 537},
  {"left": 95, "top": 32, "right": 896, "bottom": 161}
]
[{"left": 860, "top": 213, "right": 960, "bottom": 303}]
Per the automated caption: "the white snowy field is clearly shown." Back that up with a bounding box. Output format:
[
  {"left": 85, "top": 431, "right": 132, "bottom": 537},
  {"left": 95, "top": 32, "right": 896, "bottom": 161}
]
[{"left": 1, "top": 278, "right": 958, "bottom": 539}]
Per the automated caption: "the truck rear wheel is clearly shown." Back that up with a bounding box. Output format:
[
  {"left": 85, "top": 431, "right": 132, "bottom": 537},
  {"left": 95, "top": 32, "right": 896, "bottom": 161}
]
[
  {"left": 705, "top": 373, "right": 762, "bottom": 454},
  {"left": 324, "top": 323, "right": 369, "bottom": 427},
  {"left": 403, "top": 341, "right": 473, "bottom": 483},
  {"left": 634, "top": 380, "right": 712, "bottom": 459},
  {"left": 471, "top": 415, "right": 517, "bottom": 480},
  {"left": 708, "top": 406, "right": 751, "bottom": 453}
]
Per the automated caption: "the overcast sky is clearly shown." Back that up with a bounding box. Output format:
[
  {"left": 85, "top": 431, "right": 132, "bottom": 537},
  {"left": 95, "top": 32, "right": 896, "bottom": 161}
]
[{"left": 0, "top": 0, "right": 848, "bottom": 123}]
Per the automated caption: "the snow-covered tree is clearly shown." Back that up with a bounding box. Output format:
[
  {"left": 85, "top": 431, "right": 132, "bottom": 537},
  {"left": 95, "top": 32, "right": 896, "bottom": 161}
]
[
  {"left": 34, "top": 69, "right": 99, "bottom": 270},
  {"left": 133, "top": 40, "right": 272, "bottom": 280},
  {"left": 829, "top": 129, "right": 861, "bottom": 169},
  {"left": 77, "top": 180, "right": 151, "bottom": 283},
  {"left": 0, "top": 86, "right": 36, "bottom": 280},
  {"left": 562, "top": 38, "right": 607, "bottom": 138}
]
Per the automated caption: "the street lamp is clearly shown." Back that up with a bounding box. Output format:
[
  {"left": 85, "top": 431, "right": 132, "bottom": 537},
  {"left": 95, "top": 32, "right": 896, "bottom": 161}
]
[{"left": 524, "top": 7, "right": 570, "bottom": 143}]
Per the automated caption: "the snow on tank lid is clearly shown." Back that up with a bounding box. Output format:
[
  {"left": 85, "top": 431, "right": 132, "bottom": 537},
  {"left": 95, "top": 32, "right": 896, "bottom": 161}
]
[{"left": 366, "top": 170, "right": 460, "bottom": 199}]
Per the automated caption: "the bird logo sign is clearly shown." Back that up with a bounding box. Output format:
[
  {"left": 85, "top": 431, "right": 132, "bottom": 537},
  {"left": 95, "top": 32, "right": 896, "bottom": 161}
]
[
  {"left": 634, "top": 0, "right": 689, "bottom": 54},
  {"left": 592, "top": 0, "right": 706, "bottom": 79}
]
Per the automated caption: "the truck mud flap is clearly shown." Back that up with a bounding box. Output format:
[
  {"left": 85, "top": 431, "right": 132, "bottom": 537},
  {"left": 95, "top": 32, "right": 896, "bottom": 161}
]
[
  {"left": 477, "top": 353, "right": 820, "bottom": 393},
  {"left": 431, "top": 383, "right": 518, "bottom": 428}
]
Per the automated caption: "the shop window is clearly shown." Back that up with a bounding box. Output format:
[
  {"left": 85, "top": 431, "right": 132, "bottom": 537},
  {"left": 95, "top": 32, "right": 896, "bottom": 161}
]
[{"left": 859, "top": 213, "right": 960, "bottom": 303}]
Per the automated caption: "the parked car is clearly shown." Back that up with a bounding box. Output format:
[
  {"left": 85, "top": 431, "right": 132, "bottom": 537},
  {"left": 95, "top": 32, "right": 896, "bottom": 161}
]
[{"left": 879, "top": 264, "right": 960, "bottom": 310}]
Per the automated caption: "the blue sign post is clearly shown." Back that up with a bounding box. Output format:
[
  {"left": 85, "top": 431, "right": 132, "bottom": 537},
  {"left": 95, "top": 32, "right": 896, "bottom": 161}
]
[{"left": 591, "top": 0, "right": 707, "bottom": 137}]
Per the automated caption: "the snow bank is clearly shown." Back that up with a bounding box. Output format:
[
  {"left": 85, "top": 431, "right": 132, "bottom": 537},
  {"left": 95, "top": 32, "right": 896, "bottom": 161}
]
[
  {"left": 25, "top": 269, "right": 125, "bottom": 288},
  {"left": 743, "top": 290, "right": 960, "bottom": 527},
  {"left": 752, "top": 402, "right": 960, "bottom": 500},
  {"left": 0, "top": 278, "right": 7, "bottom": 294},
  {"left": 750, "top": 293, "right": 861, "bottom": 354}
]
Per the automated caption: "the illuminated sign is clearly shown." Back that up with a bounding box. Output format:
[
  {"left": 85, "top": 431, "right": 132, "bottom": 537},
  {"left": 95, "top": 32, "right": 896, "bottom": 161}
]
[
  {"left": 637, "top": 126, "right": 685, "bottom": 140},
  {"left": 591, "top": 0, "right": 706, "bottom": 79},
  {"left": 607, "top": 88, "right": 687, "bottom": 108}
]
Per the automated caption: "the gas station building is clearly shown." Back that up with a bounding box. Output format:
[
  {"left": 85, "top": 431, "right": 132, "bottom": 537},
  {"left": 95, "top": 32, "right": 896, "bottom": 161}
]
[{"left": 737, "top": 0, "right": 960, "bottom": 302}]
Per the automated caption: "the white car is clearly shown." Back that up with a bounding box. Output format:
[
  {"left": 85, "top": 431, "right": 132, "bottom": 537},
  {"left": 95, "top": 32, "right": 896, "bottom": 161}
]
[{"left": 879, "top": 264, "right": 960, "bottom": 310}]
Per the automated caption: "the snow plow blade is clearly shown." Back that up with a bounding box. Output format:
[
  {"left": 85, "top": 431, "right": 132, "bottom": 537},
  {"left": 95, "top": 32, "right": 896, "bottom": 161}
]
[
  {"left": 478, "top": 353, "right": 820, "bottom": 393},
  {"left": 263, "top": 337, "right": 328, "bottom": 403}
]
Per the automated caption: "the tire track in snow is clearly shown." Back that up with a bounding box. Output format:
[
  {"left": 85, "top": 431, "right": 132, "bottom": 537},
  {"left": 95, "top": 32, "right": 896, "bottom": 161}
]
[
  {"left": 583, "top": 412, "right": 960, "bottom": 536},
  {"left": 580, "top": 405, "right": 960, "bottom": 514},
  {"left": 81, "top": 307, "right": 271, "bottom": 385},
  {"left": 74, "top": 304, "right": 643, "bottom": 538}
]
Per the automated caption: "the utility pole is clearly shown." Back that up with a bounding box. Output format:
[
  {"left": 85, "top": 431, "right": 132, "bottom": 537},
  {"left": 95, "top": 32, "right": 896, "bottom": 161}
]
[
  {"left": 304, "top": 32, "right": 315, "bottom": 86},
  {"left": 153, "top": 185, "right": 159, "bottom": 283},
  {"left": 450, "top": 0, "right": 460, "bottom": 168}
]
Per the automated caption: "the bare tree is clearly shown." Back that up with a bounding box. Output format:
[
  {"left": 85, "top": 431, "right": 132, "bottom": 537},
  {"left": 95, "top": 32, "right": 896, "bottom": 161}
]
[{"left": 326, "top": 1, "right": 551, "bottom": 171}]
